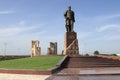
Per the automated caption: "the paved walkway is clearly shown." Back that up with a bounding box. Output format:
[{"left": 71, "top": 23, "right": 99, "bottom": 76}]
[
  {"left": 0, "top": 73, "right": 50, "bottom": 80},
  {"left": 46, "top": 67, "right": 120, "bottom": 80},
  {"left": 1, "top": 68, "right": 120, "bottom": 80},
  {"left": 46, "top": 75, "right": 120, "bottom": 80},
  {"left": 57, "top": 67, "right": 120, "bottom": 75}
]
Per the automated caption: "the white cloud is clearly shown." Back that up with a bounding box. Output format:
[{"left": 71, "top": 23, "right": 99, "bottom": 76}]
[
  {"left": 0, "top": 27, "right": 20, "bottom": 37},
  {"left": 0, "top": 10, "right": 15, "bottom": 14},
  {"left": 93, "top": 14, "right": 120, "bottom": 21},
  {"left": 96, "top": 24, "right": 120, "bottom": 32},
  {"left": 0, "top": 21, "right": 48, "bottom": 55},
  {"left": 103, "top": 35, "right": 120, "bottom": 40},
  {"left": 81, "top": 14, "right": 120, "bottom": 24},
  {"left": 0, "top": 21, "right": 46, "bottom": 37},
  {"left": 19, "top": 21, "right": 25, "bottom": 25},
  {"left": 78, "top": 32, "right": 92, "bottom": 39},
  {"left": 96, "top": 33, "right": 120, "bottom": 41}
]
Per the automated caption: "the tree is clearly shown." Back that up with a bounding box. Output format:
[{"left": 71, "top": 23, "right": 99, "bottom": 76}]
[
  {"left": 94, "top": 51, "right": 99, "bottom": 55},
  {"left": 111, "top": 54, "right": 117, "bottom": 56},
  {"left": 85, "top": 53, "right": 89, "bottom": 56}
]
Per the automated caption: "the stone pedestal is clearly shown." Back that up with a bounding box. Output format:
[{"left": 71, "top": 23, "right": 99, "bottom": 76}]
[{"left": 63, "top": 32, "right": 79, "bottom": 56}]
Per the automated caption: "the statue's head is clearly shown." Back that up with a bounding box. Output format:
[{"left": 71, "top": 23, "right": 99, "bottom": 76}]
[{"left": 68, "top": 6, "right": 71, "bottom": 10}]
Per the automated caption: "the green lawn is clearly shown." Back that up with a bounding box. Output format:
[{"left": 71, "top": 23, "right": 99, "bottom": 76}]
[{"left": 0, "top": 56, "right": 63, "bottom": 70}]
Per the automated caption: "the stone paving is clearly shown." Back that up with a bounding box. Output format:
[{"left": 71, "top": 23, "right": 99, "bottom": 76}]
[
  {"left": 46, "top": 67, "right": 120, "bottom": 80},
  {"left": 46, "top": 75, "right": 120, "bottom": 80},
  {"left": 0, "top": 73, "right": 50, "bottom": 80},
  {"left": 57, "top": 67, "right": 120, "bottom": 75}
]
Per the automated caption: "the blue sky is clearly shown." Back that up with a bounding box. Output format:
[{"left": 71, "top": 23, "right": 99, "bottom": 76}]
[{"left": 0, "top": 0, "right": 120, "bottom": 55}]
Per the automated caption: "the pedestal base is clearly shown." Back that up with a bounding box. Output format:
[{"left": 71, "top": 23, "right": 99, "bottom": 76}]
[{"left": 63, "top": 32, "right": 79, "bottom": 56}]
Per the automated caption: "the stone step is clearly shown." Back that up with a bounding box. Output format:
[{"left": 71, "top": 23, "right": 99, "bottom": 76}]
[
  {"left": 65, "top": 63, "right": 120, "bottom": 66},
  {"left": 64, "top": 65, "right": 120, "bottom": 68},
  {"left": 61, "top": 56, "right": 120, "bottom": 68}
]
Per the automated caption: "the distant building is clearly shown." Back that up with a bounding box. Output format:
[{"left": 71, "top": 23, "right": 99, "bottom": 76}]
[
  {"left": 31, "top": 40, "right": 41, "bottom": 57},
  {"left": 47, "top": 42, "right": 57, "bottom": 55}
]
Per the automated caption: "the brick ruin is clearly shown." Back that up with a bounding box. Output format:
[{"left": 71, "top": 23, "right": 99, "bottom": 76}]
[
  {"left": 47, "top": 42, "right": 57, "bottom": 55},
  {"left": 31, "top": 40, "right": 41, "bottom": 57}
]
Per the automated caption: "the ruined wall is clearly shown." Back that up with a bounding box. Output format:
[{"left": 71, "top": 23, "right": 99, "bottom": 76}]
[
  {"left": 31, "top": 40, "right": 41, "bottom": 57},
  {"left": 47, "top": 42, "right": 57, "bottom": 55}
]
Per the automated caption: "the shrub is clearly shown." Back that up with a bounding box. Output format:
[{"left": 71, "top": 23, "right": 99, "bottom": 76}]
[{"left": 94, "top": 51, "right": 99, "bottom": 55}]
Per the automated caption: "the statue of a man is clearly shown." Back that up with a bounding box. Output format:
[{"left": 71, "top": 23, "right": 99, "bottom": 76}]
[{"left": 64, "top": 6, "right": 75, "bottom": 32}]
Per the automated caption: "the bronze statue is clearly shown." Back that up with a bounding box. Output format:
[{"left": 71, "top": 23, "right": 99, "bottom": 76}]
[{"left": 64, "top": 6, "right": 75, "bottom": 32}]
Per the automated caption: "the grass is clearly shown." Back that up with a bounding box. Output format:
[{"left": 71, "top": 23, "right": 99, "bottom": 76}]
[{"left": 0, "top": 56, "right": 63, "bottom": 70}]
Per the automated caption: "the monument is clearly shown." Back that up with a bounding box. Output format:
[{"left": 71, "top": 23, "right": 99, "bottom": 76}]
[
  {"left": 63, "top": 6, "right": 79, "bottom": 56},
  {"left": 47, "top": 42, "right": 57, "bottom": 55},
  {"left": 31, "top": 40, "right": 41, "bottom": 57}
]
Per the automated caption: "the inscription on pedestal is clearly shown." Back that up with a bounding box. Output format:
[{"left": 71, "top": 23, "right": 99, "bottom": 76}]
[{"left": 65, "top": 32, "right": 77, "bottom": 47}]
